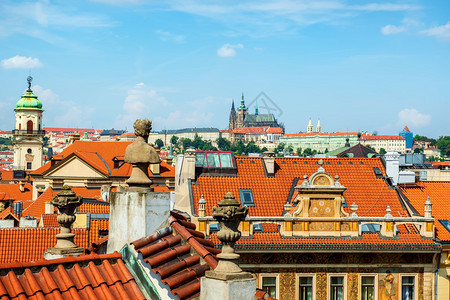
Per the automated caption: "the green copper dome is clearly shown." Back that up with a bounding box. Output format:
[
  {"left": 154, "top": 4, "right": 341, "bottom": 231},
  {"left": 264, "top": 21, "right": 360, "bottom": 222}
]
[
  {"left": 15, "top": 76, "right": 43, "bottom": 111},
  {"left": 16, "top": 90, "right": 43, "bottom": 110}
]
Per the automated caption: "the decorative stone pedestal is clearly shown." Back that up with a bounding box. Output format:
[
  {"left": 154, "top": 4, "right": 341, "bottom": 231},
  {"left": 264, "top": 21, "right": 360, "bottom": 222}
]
[
  {"left": 45, "top": 185, "right": 84, "bottom": 260},
  {"left": 107, "top": 188, "right": 170, "bottom": 253},
  {"left": 200, "top": 277, "right": 256, "bottom": 300}
]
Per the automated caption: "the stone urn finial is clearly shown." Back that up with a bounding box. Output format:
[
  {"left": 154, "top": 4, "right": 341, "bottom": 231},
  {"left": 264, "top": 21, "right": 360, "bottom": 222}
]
[
  {"left": 124, "top": 118, "right": 160, "bottom": 187},
  {"left": 206, "top": 192, "right": 253, "bottom": 280},
  {"left": 45, "top": 185, "right": 84, "bottom": 258}
]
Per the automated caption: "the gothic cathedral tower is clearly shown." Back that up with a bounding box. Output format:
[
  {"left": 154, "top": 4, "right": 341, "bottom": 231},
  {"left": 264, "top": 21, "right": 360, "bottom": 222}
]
[
  {"left": 235, "top": 93, "right": 248, "bottom": 129},
  {"left": 229, "top": 99, "right": 236, "bottom": 130},
  {"left": 12, "top": 77, "right": 44, "bottom": 171}
]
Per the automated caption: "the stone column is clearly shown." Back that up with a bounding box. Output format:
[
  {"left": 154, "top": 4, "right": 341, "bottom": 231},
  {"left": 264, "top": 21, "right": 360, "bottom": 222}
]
[
  {"left": 200, "top": 192, "right": 256, "bottom": 300},
  {"left": 44, "top": 185, "right": 84, "bottom": 259},
  {"left": 107, "top": 118, "right": 170, "bottom": 253}
]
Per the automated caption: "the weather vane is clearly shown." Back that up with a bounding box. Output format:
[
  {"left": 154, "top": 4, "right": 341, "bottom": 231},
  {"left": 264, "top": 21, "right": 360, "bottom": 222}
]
[{"left": 27, "top": 76, "right": 33, "bottom": 91}]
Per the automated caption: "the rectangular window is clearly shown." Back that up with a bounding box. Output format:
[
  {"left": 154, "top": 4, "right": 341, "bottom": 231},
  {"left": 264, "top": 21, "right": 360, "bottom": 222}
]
[
  {"left": 219, "top": 152, "right": 233, "bottom": 167},
  {"left": 330, "top": 276, "right": 344, "bottom": 300},
  {"left": 26, "top": 162, "right": 32, "bottom": 170},
  {"left": 298, "top": 276, "right": 313, "bottom": 300},
  {"left": 239, "top": 189, "right": 255, "bottom": 206},
  {"left": 360, "top": 276, "right": 375, "bottom": 300},
  {"left": 262, "top": 276, "right": 277, "bottom": 298},
  {"left": 195, "top": 152, "right": 207, "bottom": 167},
  {"left": 206, "top": 152, "right": 220, "bottom": 167},
  {"left": 401, "top": 276, "right": 415, "bottom": 300}
]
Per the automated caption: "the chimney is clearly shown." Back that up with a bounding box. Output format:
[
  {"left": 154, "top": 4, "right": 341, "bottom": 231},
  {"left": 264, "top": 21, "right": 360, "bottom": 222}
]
[
  {"left": 198, "top": 195, "right": 206, "bottom": 217},
  {"left": 424, "top": 197, "right": 432, "bottom": 218},
  {"left": 184, "top": 147, "right": 197, "bottom": 180},
  {"left": 384, "top": 150, "right": 400, "bottom": 185},
  {"left": 150, "top": 162, "right": 160, "bottom": 176},
  {"left": 262, "top": 151, "right": 275, "bottom": 176},
  {"left": 19, "top": 181, "right": 25, "bottom": 192},
  {"left": 13, "top": 201, "right": 23, "bottom": 217},
  {"left": 45, "top": 201, "right": 54, "bottom": 214}
]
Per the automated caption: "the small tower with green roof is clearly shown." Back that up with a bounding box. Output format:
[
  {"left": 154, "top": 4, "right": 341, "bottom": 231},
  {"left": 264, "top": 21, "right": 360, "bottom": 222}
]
[
  {"left": 235, "top": 92, "right": 248, "bottom": 128},
  {"left": 12, "top": 76, "right": 45, "bottom": 171}
]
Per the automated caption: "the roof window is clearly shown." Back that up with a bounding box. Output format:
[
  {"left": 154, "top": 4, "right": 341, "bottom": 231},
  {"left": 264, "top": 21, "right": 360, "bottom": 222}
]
[
  {"left": 439, "top": 220, "right": 450, "bottom": 232},
  {"left": 373, "top": 167, "right": 383, "bottom": 178},
  {"left": 239, "top": 189, "right": 255, "bottom": 207},
  {"left": 209, "top": 223, "right": 220, "bottom": 232},
  {"left": 293, "top": 161, "right": 297, "bottom": 164},
  {"left": 361, "top": 223, "right": 381, "bottom": 233},
  {"left": 253, "top": 223, "right": 263, "bottom": 232},
  {"left": 195, "top": 151, "right": 235, "bottom": 168}
]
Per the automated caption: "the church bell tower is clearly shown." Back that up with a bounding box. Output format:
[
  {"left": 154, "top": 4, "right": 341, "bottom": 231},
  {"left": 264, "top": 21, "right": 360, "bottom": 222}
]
[{"left": 12, "top": 76, "right": 45, "bottom": 171}]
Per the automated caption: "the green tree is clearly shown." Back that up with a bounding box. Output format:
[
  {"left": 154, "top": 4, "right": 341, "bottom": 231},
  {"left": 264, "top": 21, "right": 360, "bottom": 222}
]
[
  {"left": 275, "top": 143, "right": 285, "bottom": 154},
  {"left": 379, "top": 148, "right": 387, "bottom": 154},
  {"left": 296, "top": 147, "right": 302, "bottom": 156},
  {"left": 170, "top": 135, "right": 179, "bottom": 146},
  {"left": 286, "top": 145, "right": 294, "bottom": 154},
  {"left": 216, "top": 137, "right": 231, "bottom": 151},
  {"left": 261, "top": 147, "right": 268, "bottom": 152},
  {"left": 182, "top": 138, "right": 192, "bottom": 149},
  {"left": 155, "top": 139, "right": 164, "bottom": 148},
  {"left": 413, "top": 148, "right": 423, "bottom": 154},
  {"left": 303, "top": 148, "right": 314, "bottom": 156},
  {"left": 245, "top": 141, "right": 261, "bottom": 154},
  {"left": 436, "top": 136, "right": 450, "bottom": 156},
  {"left": 234, "top": 141, "right": 246, "bottom": 155}
]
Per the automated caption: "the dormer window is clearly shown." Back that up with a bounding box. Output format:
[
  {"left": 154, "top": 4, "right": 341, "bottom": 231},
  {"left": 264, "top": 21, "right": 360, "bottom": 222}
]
[
  {"left": 195, "top": 151, "right": 235, "bottom": 168},
  {"left": 439, "top": 220, "right": 450, "bottom": 232},
  {"left": 113, "top": 156, "right": 125, "bottom": 169},
  {"left": 239, "top": 189, "right": 255, "bottom": 206}
]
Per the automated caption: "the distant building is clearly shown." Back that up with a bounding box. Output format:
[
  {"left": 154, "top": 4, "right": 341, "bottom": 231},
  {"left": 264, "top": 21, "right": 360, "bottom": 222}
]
[
  {"left": 228, "top": 94, "right": 282, "bottom": 130},
  {"left": 221, "top": 126, "right": 284, "bottom": 145},
  {"left": 280, "top": 132, "right": 362, "bottom": 153},
  {"left": 148, "top": 128, "right": 222, "bottom": 147},
  {"left": 12, "top": 77, "right": 44, "bottom": 171},
  {"left": 399, "top": 126, "right": 413, "bottom": 150},
  {"left": 359, "top": 135, "right": 406, "bottom": 153},
  {"left": 99, "top": 129, "right": 126, "bottom": 140}
]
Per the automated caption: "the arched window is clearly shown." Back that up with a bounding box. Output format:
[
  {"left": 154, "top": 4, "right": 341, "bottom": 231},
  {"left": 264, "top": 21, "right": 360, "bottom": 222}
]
[{"left": 27, "top": 120, "right": 33, "bottom": 133}]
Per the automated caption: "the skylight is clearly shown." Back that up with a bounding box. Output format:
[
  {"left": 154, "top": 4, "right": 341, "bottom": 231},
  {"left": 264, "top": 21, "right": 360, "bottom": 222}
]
[
  {"left": 209, "top": 223, "right": 220, "bottom": 232},
  {"left": 239, "top": 189, "right": 255, "bottom": 207},
  {"left": 361, "top": 224, "right": 381, "bottom": 233},
  {"left": 195, "top": 151, "right": 235, "bottom": 168},
  {"left": 253, "top": 223, "right": 263, "bottom": 232},
  {"left": 439, "top": 220, "right": 450, "bottom": 232}
]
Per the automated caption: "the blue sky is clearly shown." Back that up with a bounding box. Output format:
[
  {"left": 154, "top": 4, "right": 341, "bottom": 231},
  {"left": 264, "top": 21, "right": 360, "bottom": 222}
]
[{"left": 0, "top": 0, "right": 449, "bottom": 137}]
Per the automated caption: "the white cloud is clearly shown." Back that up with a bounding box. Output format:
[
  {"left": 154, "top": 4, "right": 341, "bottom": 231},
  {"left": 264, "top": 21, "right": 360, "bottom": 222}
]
[
  {"left": 155, "top": 29, "right": 186, "bottom": 43},
  {"left": 381, "top": 24, "right": 406, "bottom": 35},
  {"left": 217, "top": 43, "right": 243, "bottom": 57},
  {"left": 30, "top": 85, "right": 96, "bottom": 127},
  {"left": 421, "top": 22, "right": 450, "bottom": 40},
  {"left": 398, "top": 109, "right": 431, "bottom": 128},
  {"left": 2, "top": 55, "right": 43, "bottom": 69},
  {"left": 115, "top": 83, "right": 167, "bottom": 128}
]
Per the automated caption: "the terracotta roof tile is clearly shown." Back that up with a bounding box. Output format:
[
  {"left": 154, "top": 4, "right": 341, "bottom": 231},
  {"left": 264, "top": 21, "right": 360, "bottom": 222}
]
[
  {"left": 131, "top": 212, "right": 219, "bottom": 300},
  {"left": 31, "top": 141, "right": 175, "bottom": 178},
  {"left": 39, "top": 214, "right": 58, "bottom": 227},
  {"left": 283, "top": 132, "right": 362, "bottom": 138},
  {"left": 359, "top": 135, "right": 405, "bottom": 141},
  {"left": 0, "top": 227, "right": 89, "bottom": 264},
  {"left": 209, "top": 232, "right": 439, "bottom": 251},
  {"left": 0, "top": 183, "right": 32, "bottom": 203},
  {"left": 89, "top": 219, "right": 109, "bottom": 244},
  {"left": 192, "top": 157, "right": 406, "bottom": 218},
  {"left": 0, "top": 252, "right": 146, "bottom": 300},
  {"left": 400, "top": 181, "right": 450, "bottom": 241}
]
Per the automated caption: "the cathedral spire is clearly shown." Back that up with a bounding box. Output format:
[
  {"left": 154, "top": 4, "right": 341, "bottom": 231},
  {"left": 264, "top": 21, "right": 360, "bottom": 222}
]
[
  {"left": 316, "top": 119, "right": 322, "bottom": 133},
  {"left": 231, "top": 99, "right": 235, "bottom": 111},
  {"left": 255, "top": 100, "right": 258, "bottom": 116},
  {"left": 238, "top": 92, "right": 247, "bottom": 110}
]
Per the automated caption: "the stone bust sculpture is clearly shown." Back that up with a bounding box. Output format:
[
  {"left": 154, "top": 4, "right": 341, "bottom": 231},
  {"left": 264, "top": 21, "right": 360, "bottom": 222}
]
[{"left": 125, "top": 118, "right": 160, "bottom": 187}]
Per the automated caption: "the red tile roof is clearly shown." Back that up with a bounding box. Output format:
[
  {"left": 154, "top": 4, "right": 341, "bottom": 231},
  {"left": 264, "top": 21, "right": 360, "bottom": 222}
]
[
  {"left": 0, "top": 207, "right": 19, "bottom": 221},
  {"left": 400, "top": 182, "right": 450, "bottom": 241},
  {"left": 39, "top": 213, "right": 58, "bottom": 227},
  {"left": 31, "top": 140, "right": 175, "bottom": 178},
  {"left": 131, "top": 212, "right": 219, "bottom": 300},
  {"left": 23, "top": 187, "right": 109, "bottom": 219},
  {"left": 0, "top": 227, "right": 89, "bottom": 264},
  {"left": 192, "top": 157, "right": 406, "bottom": 218},
  {"left": 0, "top": 171, "right": 14, "bottom": 182},
  {"left": 0, "top": 183, "right": 33, "bottom": 203},
  {"left": 0, "top": 252, "right": 146, "bottom": 300},
  {"left": 90, "top": 219, "right": 109, "bottom": 245},
  {"left": 283, "top": 132, "right": 361, "bottom": 138},
  {"left": 359, "top": 135, "right": 405, "bottom": 141},
  {"left": 209, "top": 232, "right": 439, "bottom": 251}
]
